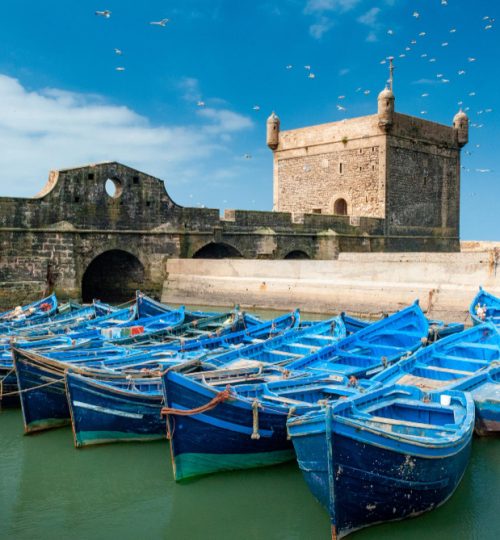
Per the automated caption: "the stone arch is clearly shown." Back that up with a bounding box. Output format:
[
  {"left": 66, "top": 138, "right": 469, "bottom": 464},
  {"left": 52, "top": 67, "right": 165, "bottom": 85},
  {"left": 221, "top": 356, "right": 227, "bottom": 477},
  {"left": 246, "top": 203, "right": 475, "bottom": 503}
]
[
  {"left": 81, "top": 249, "right": 145, "bottom": 303},
  {"left": 284, "top": 250, "right": 311, "bottom": 260},
  {"left": 192, "top": 242, "right": 243, "bottom": 259},
  {"left": 333, "top": 198, "right": 348, "bottom": 216}
]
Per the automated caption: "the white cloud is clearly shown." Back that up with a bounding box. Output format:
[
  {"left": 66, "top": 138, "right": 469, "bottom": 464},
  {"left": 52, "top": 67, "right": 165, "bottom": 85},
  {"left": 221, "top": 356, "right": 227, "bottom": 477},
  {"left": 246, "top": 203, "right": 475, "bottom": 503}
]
[
  {"left": 357, "top": 7, "right": 380, "bottom": 26},
  {"left": 197, "top": 108, "right": 253, "bottom": 134},
  {"left": 177, "top": 77, "right": 202, "bottom": 102},
  {"left": 411, "top": 78, "right": 441, "bottom": 85},
  {"left": 304, "top": 0, "right": 361, "bottom": 39},
  {"left": 366, "top": 31, "right": 378, "bottom": 42},
  {"left": 0, "top": 74, "right": 253, "bottom": 197},
  {"left": 309, "top": 16, "right": 334, "bottom": 38},
  {"left": 304, "top": 0, "right": 361, "bottom": 13},
  {"left": 339, "top": 68, "right": 350, "bottom": 76}
]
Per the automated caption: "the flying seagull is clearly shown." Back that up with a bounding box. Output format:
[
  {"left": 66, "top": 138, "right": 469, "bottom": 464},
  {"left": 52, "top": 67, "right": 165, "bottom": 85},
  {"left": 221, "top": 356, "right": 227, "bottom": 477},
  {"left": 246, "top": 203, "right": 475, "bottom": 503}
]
[
  {"left": 114, "top": 48, "right": 123, "bottom": 55},
  {"left": 115, "top": 67, "right": 125, "bottom": 72},
  {"left": 95, "top": 10, "right": 111, "bottom": 18},
  {"left": 150, "top": 18, "right": 170, "bottom": 27},
  {"left": 196, "top": 101, "right": 205, "bottom": 107},
  {"left": 252, "top": 105, "right": 260, "bottom": 111}
]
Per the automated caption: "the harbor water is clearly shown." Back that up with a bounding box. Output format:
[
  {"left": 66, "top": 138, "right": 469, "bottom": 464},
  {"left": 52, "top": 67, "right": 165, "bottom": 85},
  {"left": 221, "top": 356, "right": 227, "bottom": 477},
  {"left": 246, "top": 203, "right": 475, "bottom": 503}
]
[
  {"left": 1, "top": 306, "right": 499, "bottom": 539},
  {"left": 0, "top": 408, "right": 498, "bottom": 540}
]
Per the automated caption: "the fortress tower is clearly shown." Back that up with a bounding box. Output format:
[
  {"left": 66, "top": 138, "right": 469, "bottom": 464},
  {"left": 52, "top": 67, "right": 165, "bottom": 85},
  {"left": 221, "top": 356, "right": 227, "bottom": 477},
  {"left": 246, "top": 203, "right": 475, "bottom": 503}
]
[{"left": 267, "top": 61, "right": 468, "bottom": 245}]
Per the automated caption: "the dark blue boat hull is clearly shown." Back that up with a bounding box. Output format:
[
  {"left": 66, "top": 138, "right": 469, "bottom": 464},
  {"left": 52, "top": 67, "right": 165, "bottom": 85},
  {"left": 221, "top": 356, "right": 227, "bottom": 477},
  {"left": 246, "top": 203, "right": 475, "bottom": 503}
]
[
  {"left": 291, "top": 411, "right": 473, "bottom": 538},
  {"left": 164, "top": 372, "right": 294, "bottom": 480},
  {"left": 14, "top": 351, "right": 69, "bottom": 432},
  {"left": 66, "top": 374, "right": 165, "bottom": 447}
]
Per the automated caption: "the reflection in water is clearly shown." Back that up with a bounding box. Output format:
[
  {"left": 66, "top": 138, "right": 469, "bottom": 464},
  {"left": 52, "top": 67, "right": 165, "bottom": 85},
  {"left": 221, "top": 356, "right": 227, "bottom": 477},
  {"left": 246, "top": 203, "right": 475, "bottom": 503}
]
[{"left": 1, "top": 405, "right": 499, "bottom": 539}]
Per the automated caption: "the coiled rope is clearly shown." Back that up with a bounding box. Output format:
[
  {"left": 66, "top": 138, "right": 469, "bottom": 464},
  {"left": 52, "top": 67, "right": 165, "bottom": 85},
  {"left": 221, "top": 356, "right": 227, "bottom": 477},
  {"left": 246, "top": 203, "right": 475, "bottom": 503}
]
[{"left": 160, "top": 385, "right": 232, "bottom": 417}]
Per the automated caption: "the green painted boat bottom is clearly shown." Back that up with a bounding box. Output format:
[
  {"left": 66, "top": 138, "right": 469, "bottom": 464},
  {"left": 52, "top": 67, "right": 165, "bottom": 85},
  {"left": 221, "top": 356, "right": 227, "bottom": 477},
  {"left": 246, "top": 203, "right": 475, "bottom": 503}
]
[
  {"left": 76, "top": 431, "right": 166, "bottom": 447},
  {"left": 173, "top": 449, "right": 295, "bottom": 481},
  {"left": 25, "top": 418, "right": 70, "bottom": 433}
]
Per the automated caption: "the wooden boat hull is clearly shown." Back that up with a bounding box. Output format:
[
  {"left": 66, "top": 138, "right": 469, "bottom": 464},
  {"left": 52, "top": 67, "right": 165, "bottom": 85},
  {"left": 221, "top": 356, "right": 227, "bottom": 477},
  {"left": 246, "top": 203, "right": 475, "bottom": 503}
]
[
  {"left": 66, "top": 373, "right": 165, "bottom": 447},
  {"left": 13, "top": 348, "right": 70, "bottom": 432},
  {"left": 163, "top": 371, "right": 294, "bottom": 481},
  {"left": 291, "top": 417, "right": 472, "bottom": 538},
  {"left": 449, "top": 365, "right": 500, "bottom": 436},
  {"left": 288, "top": 387, "right": 474, "bottom": 538}
]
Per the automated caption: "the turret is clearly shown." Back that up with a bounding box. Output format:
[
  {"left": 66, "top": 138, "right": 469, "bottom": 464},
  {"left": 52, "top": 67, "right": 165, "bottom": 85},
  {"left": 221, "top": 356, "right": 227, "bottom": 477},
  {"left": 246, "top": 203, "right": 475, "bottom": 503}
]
[
  {"left": 453, "top": 109, "right": 469, "bottom": 147},
  {"left": 266, "top": 111, "right": 280, "bottom": 150},
  {"left": 378, "top": 86, "right": 395, "bottom": 132}
]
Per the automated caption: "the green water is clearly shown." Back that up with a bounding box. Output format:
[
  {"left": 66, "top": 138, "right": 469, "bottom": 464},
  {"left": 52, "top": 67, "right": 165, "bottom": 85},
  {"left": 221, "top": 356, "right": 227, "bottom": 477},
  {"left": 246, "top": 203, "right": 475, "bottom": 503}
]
[{"left": 0, "top": 409, "right": 498, "bottom": 540}]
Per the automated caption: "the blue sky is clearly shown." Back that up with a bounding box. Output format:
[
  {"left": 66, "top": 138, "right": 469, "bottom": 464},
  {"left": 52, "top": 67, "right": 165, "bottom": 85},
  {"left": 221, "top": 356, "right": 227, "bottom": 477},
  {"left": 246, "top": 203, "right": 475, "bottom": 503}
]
[{"left": 0, "top": 0, "right": 498, "bottom": 240}]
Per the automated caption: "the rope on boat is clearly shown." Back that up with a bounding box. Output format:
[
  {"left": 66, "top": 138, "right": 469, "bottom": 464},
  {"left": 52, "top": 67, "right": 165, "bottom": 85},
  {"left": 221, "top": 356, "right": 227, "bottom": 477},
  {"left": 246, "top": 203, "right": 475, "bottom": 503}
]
[
  {"left": 251, "top": 399, "right": 261, "bottom": 440},
  {"left": 160, "top": 385, "right": 232, "bottom": 417},
  {"left": 0, "top": 367, "right": 16, "bottom": 400},
  {"left": 286, "top": 406, "right": 296, "bottom": 440},
  {"left": 0, "top": 377, "right": 63, "bottom": 398}
]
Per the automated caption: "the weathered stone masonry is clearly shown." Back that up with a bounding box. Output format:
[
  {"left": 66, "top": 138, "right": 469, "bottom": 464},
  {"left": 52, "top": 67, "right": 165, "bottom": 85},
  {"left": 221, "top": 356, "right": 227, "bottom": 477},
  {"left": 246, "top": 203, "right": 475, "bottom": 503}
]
[
  {"left": 0, "top": 162, "right": 389, "bottom": 307},
  {"left": 0, "top": 75, "right": 469, "bottom": 306},
  {"left": 268, "top": 77, "right": 468, "bottom": 246}
]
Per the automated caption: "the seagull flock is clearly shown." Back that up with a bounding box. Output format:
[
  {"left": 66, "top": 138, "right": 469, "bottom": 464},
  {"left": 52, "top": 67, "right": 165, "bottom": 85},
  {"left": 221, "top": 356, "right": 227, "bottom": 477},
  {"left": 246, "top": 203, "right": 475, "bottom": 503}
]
[
  {"left": 95, "top": 10, "right": 170, "bottom": 72},
  {"left": 94, "top": 5, "right": 495, "bottom": 176}
]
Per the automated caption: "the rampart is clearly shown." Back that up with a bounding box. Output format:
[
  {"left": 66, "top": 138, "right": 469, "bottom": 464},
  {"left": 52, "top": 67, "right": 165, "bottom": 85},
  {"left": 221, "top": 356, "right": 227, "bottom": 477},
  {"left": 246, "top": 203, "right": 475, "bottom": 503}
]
[{"left": 162, "top": 248, "right": 500, "bottom": 322}]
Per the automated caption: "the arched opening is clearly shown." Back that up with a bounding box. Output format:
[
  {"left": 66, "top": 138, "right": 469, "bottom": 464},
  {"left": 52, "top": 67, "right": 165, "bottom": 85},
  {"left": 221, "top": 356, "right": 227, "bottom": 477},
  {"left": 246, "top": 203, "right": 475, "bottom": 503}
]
[
  {"left": 82, "top": 250, "right": 145, "bottom": 303},
  {"left": 105, "top": 177, "right": 123, "bottom": 199},
  {"left": 333, "top": 198, "right": 348, "bottom": 216},
  {"left": 192, "top": 243, "right": 243, "bottom": 259},
  {"left": 284, "top": 250, "right": 310, "bottom": 260}
]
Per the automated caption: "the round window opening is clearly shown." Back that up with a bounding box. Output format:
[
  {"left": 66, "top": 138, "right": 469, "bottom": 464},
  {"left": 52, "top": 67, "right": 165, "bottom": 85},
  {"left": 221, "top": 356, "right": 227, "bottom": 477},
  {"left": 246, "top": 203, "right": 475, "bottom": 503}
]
[{"left": 105, "top": 178, "right": 123, "bottom": 199}]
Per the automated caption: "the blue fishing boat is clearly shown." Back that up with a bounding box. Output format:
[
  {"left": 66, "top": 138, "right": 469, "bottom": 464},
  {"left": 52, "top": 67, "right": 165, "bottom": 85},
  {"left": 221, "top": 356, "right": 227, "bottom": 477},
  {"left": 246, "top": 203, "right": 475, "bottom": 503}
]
[
  {"left": 11, "top": 308, "right": 291, "bottom": 432},
  {"left": 65, "top": 362, "right": 294, "bottom": 448},
  {"left": 0, "top": 293, "right": 58, "bottom": 331},
  {"left": 162, "top": 369, "right": 377, "bottom": 481},
  {"left": 12, "top": 307, "right": 185, "bottom": 433},
  {"left": 287, "top": 385, "right": 475, "bottom": 539},
  {"left": 442, "top": 363, "right": 500, "bottom": 435},
  {"left": 206, "top": 316, "right": 346, "bottom": 368},
  {"left": 470, "top": 287, "right": 500, "bottom": 326},
  {"left": 135, "top": 291, "right": 225, "bottom": 322},
  {"left": 342, "top": 312, "right": 462, "bottom": 341},
  {"left": 288, "top": 302, "right": 429, "bottom": 377},
  {"left": 66, "top": 372, "right": 166, "bottom": 447},
  {"left": 372, "top": 323, "right": 500, "bottom": 391}
]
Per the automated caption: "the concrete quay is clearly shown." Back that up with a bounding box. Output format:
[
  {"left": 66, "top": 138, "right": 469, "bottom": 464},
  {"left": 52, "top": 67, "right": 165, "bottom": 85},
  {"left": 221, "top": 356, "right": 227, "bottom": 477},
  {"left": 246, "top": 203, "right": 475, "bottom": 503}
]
[{"left": 162, "top": 250, "right": 500, "bottom": 323}]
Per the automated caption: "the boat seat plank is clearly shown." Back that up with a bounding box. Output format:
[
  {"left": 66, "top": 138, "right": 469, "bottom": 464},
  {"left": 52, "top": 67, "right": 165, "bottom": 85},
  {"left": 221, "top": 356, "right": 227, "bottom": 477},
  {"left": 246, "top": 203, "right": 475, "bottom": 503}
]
[
  {"left": 424, "top": 365, "right": 475, "bottom": 376},
  {"left": 269, "top": 349, "right": 302, "bottom": 357},
  {"left": 454, "top": 342, "right": 499, "bottom": 351},
  {"left": 262, "top": 394, "right": 308, "bottom": 406},
  {"left": 433, "top": 354, "right": 489, "bottom": 366},
  {"left": 366, "top": 415, "right": 456, "bottom": 431}
]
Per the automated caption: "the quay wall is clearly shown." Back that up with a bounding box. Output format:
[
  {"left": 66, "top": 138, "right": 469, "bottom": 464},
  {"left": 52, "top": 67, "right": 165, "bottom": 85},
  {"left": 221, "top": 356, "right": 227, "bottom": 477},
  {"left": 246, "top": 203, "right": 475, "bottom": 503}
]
[{"left": 162, "top": 251, "right": 500, "bottom": 322}]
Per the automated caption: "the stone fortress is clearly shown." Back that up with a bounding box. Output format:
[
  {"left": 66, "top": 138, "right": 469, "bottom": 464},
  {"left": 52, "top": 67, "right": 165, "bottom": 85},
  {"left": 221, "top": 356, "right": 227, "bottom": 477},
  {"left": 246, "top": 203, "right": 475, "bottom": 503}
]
[
  {"left": 267, "top": 62, "right": 468, "bottom": 243},
  {"left": 0, "top": 66, "right": 473, "bottom": 307}
]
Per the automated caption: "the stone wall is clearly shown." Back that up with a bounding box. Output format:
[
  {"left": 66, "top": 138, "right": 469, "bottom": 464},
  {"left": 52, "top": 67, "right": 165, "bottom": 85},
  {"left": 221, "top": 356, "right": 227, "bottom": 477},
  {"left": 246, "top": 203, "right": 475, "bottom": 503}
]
[
  {"left": 270, "top": 110, "right": 463, "bottom": 248},
  {"left": 162, "top": 250, "right": 500, "bottom": 322},
  {"left": 272, "top": 114, "right": 386, "bottom": 216},
  {"left": 387, "top": 114, "right": 460, "bottom": 238}
]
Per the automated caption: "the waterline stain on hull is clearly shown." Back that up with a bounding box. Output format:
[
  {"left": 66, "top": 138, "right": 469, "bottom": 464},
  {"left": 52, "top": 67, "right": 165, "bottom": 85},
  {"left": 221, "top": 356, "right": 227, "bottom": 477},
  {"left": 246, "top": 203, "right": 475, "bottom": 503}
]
[{"left": 173, "top": 450, "right": 296, "bottom": 481}]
